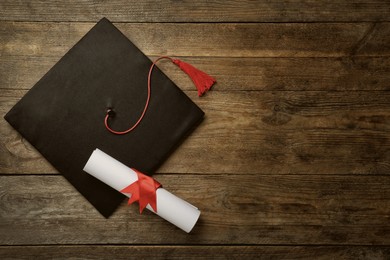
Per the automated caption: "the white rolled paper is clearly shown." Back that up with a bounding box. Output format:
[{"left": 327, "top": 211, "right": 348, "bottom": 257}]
[{"left": 83, "top": 148, "right": 200, "bottom": 233}]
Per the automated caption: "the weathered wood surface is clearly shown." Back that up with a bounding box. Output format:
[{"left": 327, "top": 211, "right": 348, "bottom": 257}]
[
  {"left": 2, "top": 56, "right": 390, "bottom": 91},
  {"left": 0, "top": 245, "right": 389, "bottom": 260},
  {"left": 1, "top": 22, "right": 390, "bottom": 58},
  {"left": 1, "top": 0, "right": 389, "bottom": 22},
  {"left": 1, "top": 1, "right": 390, "bottom": 258},
  {"left": 0, "top": 175, "right": 389, "bottom": 245},
  {"left": 2, "top": 89, "right": 390, "bottom": 174}
]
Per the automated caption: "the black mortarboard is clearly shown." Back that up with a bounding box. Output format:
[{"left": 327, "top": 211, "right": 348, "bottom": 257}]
[{"left": 4, "top": 18, "right": 214, "bottom": 217}]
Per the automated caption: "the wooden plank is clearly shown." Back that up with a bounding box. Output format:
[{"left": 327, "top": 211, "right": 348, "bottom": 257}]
[
  {"left": 355, "top": 23, "right": 390, "bottom": 56},
  {"left": 0, "top": 245, "right": 389, "bottom": 259},
  {"left": 1, "top": 90, "right": 389, "bottom": 174},
  {"left": 2, "top": 89, "right": 389, "bottom": 174},
  {"left": 2, "top": 56, "right": 390, "bottom": 91},
  {"left": 2, "top": 21, "right": 383, "bottom": 58},
  {"left": 0, "top": 175, "right": 389, "bottom": 245},
  {"left": 0, "top": 1, "right": 389, "bottom": 22}
]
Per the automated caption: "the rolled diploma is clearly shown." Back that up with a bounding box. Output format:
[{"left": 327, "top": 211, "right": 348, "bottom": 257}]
[{"left": 83, "top": 149, "right": 200, "bottom": 233}]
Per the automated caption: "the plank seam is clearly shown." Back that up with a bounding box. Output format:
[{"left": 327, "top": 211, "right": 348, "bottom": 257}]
[{"left": 1, "top": 244, "right": 390, "bottom": 247}]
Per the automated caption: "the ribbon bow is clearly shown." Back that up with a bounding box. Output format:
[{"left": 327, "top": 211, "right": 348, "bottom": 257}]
[{"left": 120, "top": 169, "right": 161, "bottom": 213}]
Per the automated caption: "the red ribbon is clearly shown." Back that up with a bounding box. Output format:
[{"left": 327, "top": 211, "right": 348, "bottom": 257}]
[{"left": 120, "top": 169, "right": 162, "bottom": 213}]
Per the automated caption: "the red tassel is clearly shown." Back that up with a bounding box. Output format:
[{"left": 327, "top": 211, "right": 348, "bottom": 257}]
[
  {"left": 104, "top": 56, "right": 217, "bottom": 135},
  {"left": 172, "top": 59, "right": 216, "bottom": 96}
]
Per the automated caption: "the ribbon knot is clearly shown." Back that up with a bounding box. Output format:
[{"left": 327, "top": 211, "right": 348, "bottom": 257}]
[{"left": 120, "top": 169, "right": 161, "bottom": 213}]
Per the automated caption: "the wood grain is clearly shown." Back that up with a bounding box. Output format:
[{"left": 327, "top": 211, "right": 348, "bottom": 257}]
[
  {"left": 0, "top": 175, "right": 389, "bottom": 245},
  {"left": 2, "top": 90, "right": 389, "bottom": 175},
  {"left": 2, "top": 56, "right": 390, "bottom": 91},
  {"left": 0, "top": 245, "right": 389, "bottom": 259},
  {"left": 1, "top": 1, "right": 390, "bottom": 255},
  {"left": 0, "top": 1, "right": 389, "bottom": 22},
  {"left": 354, "top": 23, "right": 390, "bottom": 56},
  {"left": 2, "top": 22, "right": 389, "bottom": 58}
]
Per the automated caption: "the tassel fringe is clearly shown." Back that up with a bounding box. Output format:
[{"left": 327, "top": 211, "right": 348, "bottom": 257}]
[{"left": 172, "top": 59, "right": 216, "bottom": 96}]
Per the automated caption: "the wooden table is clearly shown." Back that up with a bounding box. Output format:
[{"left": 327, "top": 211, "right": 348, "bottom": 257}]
[{"left": 1, "top": 1, "right": 389, "bottom": 259}]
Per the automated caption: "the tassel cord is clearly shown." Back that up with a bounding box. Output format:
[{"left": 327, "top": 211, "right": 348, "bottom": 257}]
[
  {"left": 104, "top": 56, "right": 172, "bottom": 135},
  {"left": 105, "top": 56, "right": 215, "bottom": 135}
]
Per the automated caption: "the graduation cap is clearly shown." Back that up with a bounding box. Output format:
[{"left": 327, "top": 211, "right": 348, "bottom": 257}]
[{"left": 4, "top": 18, "right": 215, "bottom": 217}]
